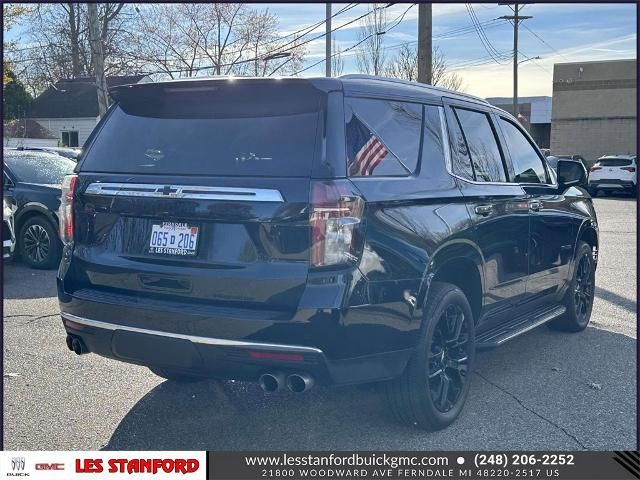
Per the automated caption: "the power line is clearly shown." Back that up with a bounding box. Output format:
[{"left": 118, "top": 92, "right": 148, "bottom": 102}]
[
  {"left": 138, "top": 3, "right": 397, "bottom": 77},
  {"left": 301, "top": 17, "right": 506, "bottom": 70},
  {"left": 127, "top": 2, "right": 360, "bottom": 73},
  {"left": 521, "top": 23, "right": 573, "bottom": 62},
  {"left": 465, "top": 4, "right": 510, "bottom": 64},
  {"left": 290, "top": 3, "right": 416, "bottom": 76}
]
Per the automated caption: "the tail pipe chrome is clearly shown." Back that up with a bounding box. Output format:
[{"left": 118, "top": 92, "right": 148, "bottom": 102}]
[
  {"left": 258, "top": 372, "right": 286, "bottom": 393},
  {"left": 286, "top": 373, "right": 315, "bottom": 393}
]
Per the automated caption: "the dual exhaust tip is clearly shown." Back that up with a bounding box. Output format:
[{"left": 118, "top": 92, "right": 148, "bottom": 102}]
[{"left": 259, "top": 372, "right": 314, "bottom": 394}]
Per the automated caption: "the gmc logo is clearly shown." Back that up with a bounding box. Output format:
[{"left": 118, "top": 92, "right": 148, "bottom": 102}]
[{"left": 35, "top": 464, "right": 64, "bottom": 471}]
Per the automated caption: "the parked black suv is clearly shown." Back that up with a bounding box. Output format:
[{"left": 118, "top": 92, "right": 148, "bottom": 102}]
[{"left": 58, "top": 76, "right": 597, "bottom": 430}]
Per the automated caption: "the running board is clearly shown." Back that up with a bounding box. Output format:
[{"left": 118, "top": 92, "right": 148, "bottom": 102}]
[{"left": 476, "top": 305, "right": 566, "bottom": 350}]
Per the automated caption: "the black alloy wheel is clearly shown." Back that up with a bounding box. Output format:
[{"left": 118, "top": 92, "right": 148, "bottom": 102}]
[
  {"left": 549, "top": 241, "right": 595, "bottom": 332},
  {"left": 23, "top": 223, "right": 50, "bottom": 264},
  {"left": 19, "top": 217, "right": 62, "bottom": 269},
  {"left": 386, "top": 282, "right": 476, "bottom": 430},
  {"left": 428, "top": 304, "right": 471, "bottom": 413},
  {"left": 573, "top": 252, "right": 594, "bottom": 324}
]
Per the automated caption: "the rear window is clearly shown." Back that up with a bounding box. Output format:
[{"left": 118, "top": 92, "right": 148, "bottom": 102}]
[
  {"left": 4, "top": 151, "right": 75, "bottom": 184},
  {"left": 596, "top": 158, "right": 633, "bottom": 167},
  {"left": 81, "top": 82, "right": 323, "bottom": 177}
]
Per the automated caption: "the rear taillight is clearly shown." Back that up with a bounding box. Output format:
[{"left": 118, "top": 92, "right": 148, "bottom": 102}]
[
  {"left": 310, "top": 180, "right": 364, "bottom": 268},
  {"left": 621, "top": 166, "right": 636, "bottom": 172},
  {"left": 59, "top": 174, "right": 78, "bottom": 244},
  {"left": 590, "top": 166, "right": 601, "bottom": 172}
]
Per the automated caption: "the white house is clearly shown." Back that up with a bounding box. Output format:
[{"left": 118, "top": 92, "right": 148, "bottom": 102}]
[
  {"left": 3, "top": 119, "right": 58, "bottom": 148},
  {"left": 28, "top": 75, "right": 148, "bottom": 148}
]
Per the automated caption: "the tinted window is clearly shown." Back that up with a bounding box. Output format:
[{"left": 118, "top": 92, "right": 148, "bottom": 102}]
[
  {"left": 499, "top": 119, "right": 547, "bottom": 184},
  {"left": 453, "top": 108, "right": 506, "bottom": 182},
  {"left": 345, "top": 98, "right": 421, "bottom": 176},
  {"left": 421, "top": 105, "right": 446, "bottom": 173},
  {"left": 4, "top": 151, "right": 75, "bottom": 184},
  {"left": 597, "top": 158, "right": 633, "bottom": 167},
  {"left": 447, "top": 107, "right": 475, "bottom": 181},
  {"left": 81, "top": 83, "right": 322, "bottom": 176}
]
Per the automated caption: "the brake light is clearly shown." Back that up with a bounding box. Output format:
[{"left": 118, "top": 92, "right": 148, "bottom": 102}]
[
  {"left": 621, "top": 167, "right": 636, "bottom": 172},
  {"left": 590, "top": 166, "right": 601, "bottom": 171},
  {"left": 310, "top": 180, "right": 364, "bottom": 268},
  {"left": 60, "top": 174, "right": 77, "bottom": 243}
]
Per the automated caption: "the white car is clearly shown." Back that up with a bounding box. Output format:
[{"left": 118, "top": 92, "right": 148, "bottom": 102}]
[
  {"left": 3, "top": 198, "right": 16, "bottom": 259},
  {"left": 588, "top": 155, "right": 637, "bottom": 196}
]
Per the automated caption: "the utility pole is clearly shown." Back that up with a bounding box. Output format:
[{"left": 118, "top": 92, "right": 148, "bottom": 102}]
[
  {"left": 417, "top": 3, "right": 432, "bottom": 84},
  {"left": 326, "top": 3, "right": 332, "bottom": 77},
  {"left": 500, "top": 4, "right": 531, "bottom": 118}
]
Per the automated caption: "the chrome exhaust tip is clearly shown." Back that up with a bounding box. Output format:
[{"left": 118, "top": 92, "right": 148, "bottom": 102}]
[
  {"left": 259, "top": 372, "right": 285, "bottom": 393},
  {"left": 286, "top": 373, "right": 314, "bottom": 393}
]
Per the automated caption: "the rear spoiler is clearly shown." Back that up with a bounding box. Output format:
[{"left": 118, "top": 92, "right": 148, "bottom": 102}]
[{"left": 109, "top": 76, "right": 342, "bottom": 103}]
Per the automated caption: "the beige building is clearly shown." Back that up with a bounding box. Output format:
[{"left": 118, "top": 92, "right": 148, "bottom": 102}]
[{"left": 550, "top": 59, "right": 636, "bottom": 163}]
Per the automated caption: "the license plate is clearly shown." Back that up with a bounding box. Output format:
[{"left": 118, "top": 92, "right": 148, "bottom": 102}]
[{"left": 149, "top": 222, "right": 199, "bottom": 256}]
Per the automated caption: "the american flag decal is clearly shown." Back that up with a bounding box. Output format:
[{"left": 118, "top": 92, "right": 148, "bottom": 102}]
[{"left": 347, "top": 114, "right": 389, "bottom": 176}]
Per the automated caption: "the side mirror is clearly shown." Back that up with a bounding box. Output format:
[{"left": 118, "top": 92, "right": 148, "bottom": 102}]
[{"left": 557, "top": 159, "right": 587, "bottom": 190}]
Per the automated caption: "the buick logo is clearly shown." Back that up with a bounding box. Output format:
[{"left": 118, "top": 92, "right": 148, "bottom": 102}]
[
  {"left": 11, "top": 458, "right": 25, "bottom": 471},
  {"left": 8, "top": 457, "right": 28, "bottom": 476}
]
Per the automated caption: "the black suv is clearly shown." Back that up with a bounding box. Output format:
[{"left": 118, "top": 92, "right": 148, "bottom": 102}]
[{"left": 58, "top": 76, "right": 597, "bottom": 430}]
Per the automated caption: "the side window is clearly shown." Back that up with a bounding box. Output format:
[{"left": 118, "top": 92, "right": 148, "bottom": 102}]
[
  {"left": 453, "top": 107, "right": 507, "bottom": 183},
  {"left": 345, "top": 98, "right": 421, "bottom": 176},
  {"left": 446, "top": 107, "right": 475, "bottom": 181},
  {"left": 499, "top": 118, "right": 548, "bottom": 184},
  {"left": 421, "top": 105, "right": 446, "bottom": 174}
]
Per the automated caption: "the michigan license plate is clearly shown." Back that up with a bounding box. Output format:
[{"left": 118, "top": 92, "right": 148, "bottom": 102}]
[{"left": 149, "top": 222, "right": 199, "bottom": 256}]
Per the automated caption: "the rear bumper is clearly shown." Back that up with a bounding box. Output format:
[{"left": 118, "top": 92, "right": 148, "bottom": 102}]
[
  {"left": 61, "top": 311, "right": 412, "bottom": 386},
  {"left": 588, "top": 179, "right": 636, "bottom": 191}
]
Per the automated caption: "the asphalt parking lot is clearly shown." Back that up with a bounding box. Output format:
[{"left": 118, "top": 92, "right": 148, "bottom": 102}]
[{"left": 3, "top": 197, "right": 636, "bottom": 450}]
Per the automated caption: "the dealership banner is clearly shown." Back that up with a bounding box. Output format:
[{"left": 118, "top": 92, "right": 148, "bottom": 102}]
[
  {"left": 0, "top": 451, "right": 206, "bottom": 479},
  {"left": 2, "top": 451, "right": 639, "bottom": 480},
  {"left": 208, "top": 451, "right": 640, "bottom": 480}
]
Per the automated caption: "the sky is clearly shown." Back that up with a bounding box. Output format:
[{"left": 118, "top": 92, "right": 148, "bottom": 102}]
[
  {"left": 5, "top": 3, "right": 636, "bottom": 99},
  {"left": 256, "top": 2, "right": 637, "bottom": 98}
]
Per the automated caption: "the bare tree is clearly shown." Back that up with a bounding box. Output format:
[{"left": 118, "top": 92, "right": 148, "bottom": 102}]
[
  {"left": 384, "top": 42, "right": 417, "bottom": 81},
  {"left": 238, "top": 8, "right": 305, "bottom": 77},
  {"left": 3, "top": 4, "right": 33, "bottom": 84},
  {"left": 385, "top": 44, "right": 465, "bottom": 91},
  {"left": 355, "top": 4, "right": 387, "bottom": 76},
  {"left": 331, "top": 39, "right": 344, "bottom": 77},
  {"left": 128, "top": 4, "right": 304, "bottom": 79},
  {"left": 9, "top": 3, "right": 132, "bottom": 95}
]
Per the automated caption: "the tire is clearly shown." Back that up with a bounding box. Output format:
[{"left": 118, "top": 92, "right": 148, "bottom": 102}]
[
  {"left": 385, "top": 282, "right": 476, "bottom": 431},
  {"left": 548, "top": 241, "right": 595, "bottom": 332},
  {"left": 18, "top": 216, "right": 62, "bottom": 269},
  {"left": 148, "top": 366, "right": 207, "bottom": 383}
]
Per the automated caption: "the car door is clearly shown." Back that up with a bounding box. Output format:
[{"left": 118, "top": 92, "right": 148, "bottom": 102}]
[
  {"left": 495, "top": 113, "right": 579, "bottom": 303},
  {"left": 443, "top": 101, "right": 530, "bottom": 325}
]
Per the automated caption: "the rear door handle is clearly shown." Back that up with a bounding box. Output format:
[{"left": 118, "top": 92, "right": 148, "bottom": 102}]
[
  {"left": 474, "top": 205, "right": 493, "bottom": 216},
  {"left": 529, "top": 200, "right": 543, "bottom": 211}
]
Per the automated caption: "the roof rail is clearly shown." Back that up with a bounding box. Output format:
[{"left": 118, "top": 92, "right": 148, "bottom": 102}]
[{"left": 339, "top": 74, "right": 488, "bottom": 104}]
